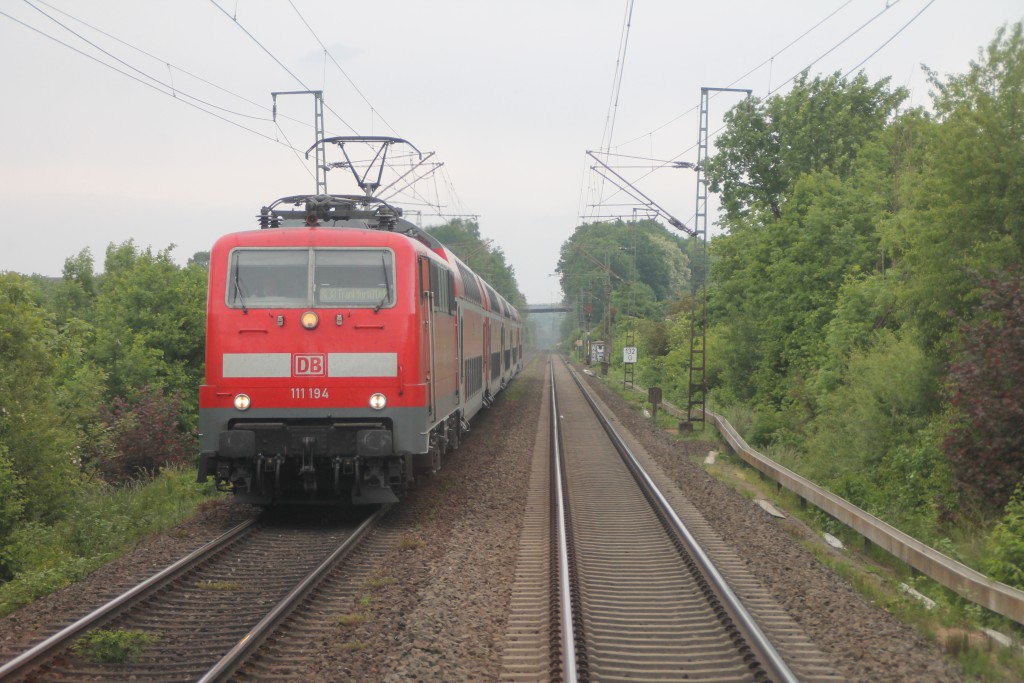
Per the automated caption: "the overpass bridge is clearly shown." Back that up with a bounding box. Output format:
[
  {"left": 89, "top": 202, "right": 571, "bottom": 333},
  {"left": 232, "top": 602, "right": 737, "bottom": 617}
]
[{"left": 524, "top": 302, "right": 571, "bottom": 314}]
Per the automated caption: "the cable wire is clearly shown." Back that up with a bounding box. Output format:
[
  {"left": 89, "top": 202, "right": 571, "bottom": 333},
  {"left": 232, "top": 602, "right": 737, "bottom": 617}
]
[
  {"left": 287, "top": 0, "right": 401, "bottom": 137},
  {"left": 1, "top": 8, "right": 294, "bottom": 149},
  {"left": 843, "top": 0, "right": 935, "bottom": 78},
  {"left": 207, "top": 0, "right": 360, "bottom": 135},
  {"left": 23, "top": 0, "right": 275, "bottom": 123},
  {"left": 617, "top": 0, "right": 858, "bottom": 147},
  {"left": 594, "top": 0, "right": 912, "bottom": 213},
  {"left": 31, "top": 0, "right": 289, "bottom": 124}
]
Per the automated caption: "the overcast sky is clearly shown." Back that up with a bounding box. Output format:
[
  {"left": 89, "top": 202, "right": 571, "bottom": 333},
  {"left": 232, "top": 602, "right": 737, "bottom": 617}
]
[{"left": 1, "top": 1, "right": 1021, "bottom": 303}]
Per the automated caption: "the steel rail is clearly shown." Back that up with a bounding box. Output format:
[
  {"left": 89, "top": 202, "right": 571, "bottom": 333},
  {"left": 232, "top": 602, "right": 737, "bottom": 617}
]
[
  {"left": 549, "top": 363, "right": 580, "bottom": 683},
  {"left": 562, "top": 359, "right": 799, "bottom": 683},
  {"left": 198, "top": 504, "right": 390, "bottom": 682},
  {"left": 0, "top": 518, "right": 258, "bottom": 680}
]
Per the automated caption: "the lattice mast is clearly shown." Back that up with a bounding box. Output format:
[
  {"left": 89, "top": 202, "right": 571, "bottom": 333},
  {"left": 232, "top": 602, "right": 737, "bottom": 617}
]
[
  {"left": 272, "top": 90, "right": 327, "bottom": 194},
  {"left": 687, "top": 87, "right": 751, "bottom": 428}
]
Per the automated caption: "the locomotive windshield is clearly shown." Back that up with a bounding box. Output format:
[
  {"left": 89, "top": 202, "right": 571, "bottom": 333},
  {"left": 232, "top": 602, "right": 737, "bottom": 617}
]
[{"left": 228, "top": 248, "right": 395, "bottom": 309}]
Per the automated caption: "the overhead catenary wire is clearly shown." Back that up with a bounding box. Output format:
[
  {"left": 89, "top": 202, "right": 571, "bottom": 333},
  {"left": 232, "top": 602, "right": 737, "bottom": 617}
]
[
  {"left": 286, "top": 0, "right": 401, "bottom": 138},
  {"left": 590, "top": 0, "right": 636, "bottom": 224},
  {"left": 592, "top": 0, "right": 925, "bottom": 215},
  {"left": 207, "top": 0, "right": 360, "bottom": 136},
  {"left": 22, "top": 0, "right": 277, "bottom": 124},
  {"left": 29, "top": 0, "right": 304, "bottom": 127},
  {"left": 209, "top": 0, "right": 469, "bottom": 217},
  {"left": 0, "top": 7, "right": 294, "bottom": 150},
  {"left": 767, "top": 0, "right": 908, "bottom": 97},
  {"left": 616, "top": 0, "right": 858, "bottom": 148},
  {"left": 843, "top": 0, "right": 936, "bottom": 78}
]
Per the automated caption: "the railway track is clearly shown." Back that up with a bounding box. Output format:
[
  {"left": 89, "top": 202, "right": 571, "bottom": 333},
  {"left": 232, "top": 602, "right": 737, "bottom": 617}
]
[
  {"left": 0, "top": 506, "right": 387, "bottom": 682},
  {"left": 502, "top": 357, "right": 843, "bottom": 682}
]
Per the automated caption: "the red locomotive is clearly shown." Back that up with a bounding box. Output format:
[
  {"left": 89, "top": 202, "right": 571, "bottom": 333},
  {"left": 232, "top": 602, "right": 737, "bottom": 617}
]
[{"left": 196, "top": 192, "right": 522, "bottom": 504}]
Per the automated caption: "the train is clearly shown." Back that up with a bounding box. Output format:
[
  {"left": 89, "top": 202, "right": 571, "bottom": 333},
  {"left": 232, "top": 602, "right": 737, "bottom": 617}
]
[{"left": 196, "top": 192, "right": 523, "bottom": 505}]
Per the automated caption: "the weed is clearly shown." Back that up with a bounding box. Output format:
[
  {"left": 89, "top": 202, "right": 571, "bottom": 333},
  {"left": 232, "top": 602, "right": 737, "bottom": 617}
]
[
  {"left": 335, "top": 612, "right": 371, "bottom": 626},
  {"left": 396, "top": 534, "right": 425, "bottom": 551},
  {"left": 361, "top": 569, "right": 398, "bottom": 590},
  {"left": 72, "top": 629, "right": 157, "bottom": 664},
  {"left": 196, "top": 580, "right": 243, "bottom": 591},
  {"left": 337, "top": 640, "right": 366, "bottom": 652}
]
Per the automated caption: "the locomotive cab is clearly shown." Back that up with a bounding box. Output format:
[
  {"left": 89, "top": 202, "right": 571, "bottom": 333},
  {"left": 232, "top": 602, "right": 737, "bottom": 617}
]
[{"left": 197, "top": 198, "right": 434, "bottom": 505}]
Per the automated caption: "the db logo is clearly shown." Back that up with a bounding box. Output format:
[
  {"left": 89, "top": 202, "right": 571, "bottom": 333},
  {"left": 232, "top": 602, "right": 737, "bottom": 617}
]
[{"left": 293, "top": 354, "right": 326, "bottom": 376}]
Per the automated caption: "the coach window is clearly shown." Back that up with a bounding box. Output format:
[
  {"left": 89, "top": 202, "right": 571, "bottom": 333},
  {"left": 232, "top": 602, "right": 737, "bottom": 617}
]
[
  {"left": 427, "top": 263, "right": 455, "bottom": 315},
  {"left": 229, "top": 249, "right": 309, "bottom": 308},
  {"left": 313, "top": 249, "right": 394, "bottom": 308}
]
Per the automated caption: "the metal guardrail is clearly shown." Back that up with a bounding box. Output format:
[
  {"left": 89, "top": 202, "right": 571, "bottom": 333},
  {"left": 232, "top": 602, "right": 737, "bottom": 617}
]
[{"left": 611, "top": 378, "right": 1024, "bottom": 626}]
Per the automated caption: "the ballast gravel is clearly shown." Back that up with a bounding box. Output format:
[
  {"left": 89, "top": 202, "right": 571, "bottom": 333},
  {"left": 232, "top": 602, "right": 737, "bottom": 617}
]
[{"left": 0, "top": 355, "right": 963, "bottom": 681}]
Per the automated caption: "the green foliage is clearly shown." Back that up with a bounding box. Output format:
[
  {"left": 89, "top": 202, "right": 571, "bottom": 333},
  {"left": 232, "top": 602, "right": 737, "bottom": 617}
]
[
  {"left": 556, "top": 219, "right": 689, "bottom": 338},
  {"left": 985, "top": 486, "right": 1024, "bottom": 590},
  {"left": 892, "top": 23, "right": 1024, "bottom": 349},
  {"left": 72, "top": 629, "right": 157, "bottom": 664},
  {"left": 425, "top": 219, "right": 526, "bottom": 309},
  {"left": 552, "top": 28, "right": 1024, "bottom": 647},
  {"left": 0, "top": 467, "right": 219, "bottom": 616},
  {"left": 700, "top": 24, "right": 1024, "bottom": 535},
  {"left": 0, "top": 274, "right": 81, "bottom": 526},
  {"left": 808, "top": 331, "right": 938, "bottom": 473},
  {"left": 710, "top": 166, "right": 888, "bottom": 415},
  {"left": 706, "top": 70, "right": 907, "bottom": 219},
  {"left": 0, "top": 239, "right": 213, "bottom": 608},
  {"left": 89, "top": 241, "right": 207, "bottom": 422},
  {"left": 0, "top": 447, "right": 25, "bottom": 578}
]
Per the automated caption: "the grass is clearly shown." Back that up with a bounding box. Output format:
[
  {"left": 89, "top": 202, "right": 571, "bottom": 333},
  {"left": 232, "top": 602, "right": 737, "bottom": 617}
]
[
  {"left": 72, "top": 629, "right": 157, "bottom": 664},
  {"left": 0, "top": 466, "right": 223, "bottom": 617}
]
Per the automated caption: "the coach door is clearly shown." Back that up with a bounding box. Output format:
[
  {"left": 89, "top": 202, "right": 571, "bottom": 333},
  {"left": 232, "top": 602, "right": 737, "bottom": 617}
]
[
  {"left": 456, "top": 306, "right": 463, "bottom": 404},
  {"left": 483, "top": 318, "right": 490, "bottom": 387},
  {"left": 418, "top": 257, "right": 434, "bottom": 418}
]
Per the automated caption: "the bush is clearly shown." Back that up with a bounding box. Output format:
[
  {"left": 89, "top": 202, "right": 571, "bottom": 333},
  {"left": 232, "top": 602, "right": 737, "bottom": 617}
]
[
  {"left": 984, "top": 486, "right": 1024, "bottom": 589},
  {"left": 943, "top": 269, "right": 1024, "bottom": 513},
  {"left": 0, "top": 467, "right": 219, "bottom": 616},
  {"left": 93, "top": 386, "right": 194, "bottom": 482}
]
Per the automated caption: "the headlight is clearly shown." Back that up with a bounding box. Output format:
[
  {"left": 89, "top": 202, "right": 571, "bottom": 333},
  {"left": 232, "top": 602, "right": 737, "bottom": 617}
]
[
  {"left": 300, "top": 311, "right": 319, "bottom": 330},
  {"left": 234, "top": 394, "right": 251, "bottom": 411},
  {"left": 369, "top": 393, "right": 387, "bottom": 410}
]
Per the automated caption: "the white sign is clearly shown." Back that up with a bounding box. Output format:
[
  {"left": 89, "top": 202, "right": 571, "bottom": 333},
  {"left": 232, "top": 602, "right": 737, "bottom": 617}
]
[{"left": 623, "top": 346, "right": 638, "bottom": 364}]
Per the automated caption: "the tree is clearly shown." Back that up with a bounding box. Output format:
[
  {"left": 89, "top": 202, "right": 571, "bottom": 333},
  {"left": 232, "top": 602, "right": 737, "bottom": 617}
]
[
  {"left": 706, "top": 71, "right": 907, "bottom": 220},
  {"left": 88, "top": 241, "right": 207, "bottom": 421},
  {"left": 942, "top": 268, "right": 1024, "bottom": 513},
  {"left": 0, "top": 274, "right": 80, "bottom": 527},
  {"left": 889, "top": 22, "right": 1024, "bottom": 350},
  {"left": 705, "top": 70, "right": 910, "bottom": 426},
  {"left": 710, "top": 167, "right": 889, "bottom": 414},
  {"left": 556, "top": 219, "right": 689, "bottom": 333},
  {"left": 426, "top": 219, "right": 527, "bottom": 309}
]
